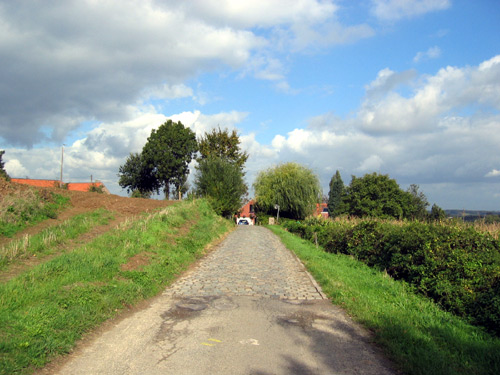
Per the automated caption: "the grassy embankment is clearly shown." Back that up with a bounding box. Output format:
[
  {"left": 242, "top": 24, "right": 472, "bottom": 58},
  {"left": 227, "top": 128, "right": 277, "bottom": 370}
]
[
  {"left": 0, "top": 199, "right": 233, "bottom": 375},
  {"left": 268, "top": 225, "right": 500, "bottom": 375},
  {"left": 0, "top": 209, "right": 114, "bottom": 272},
  {"left": 0, "top": 189, "right": 70, "bottom": 238}
]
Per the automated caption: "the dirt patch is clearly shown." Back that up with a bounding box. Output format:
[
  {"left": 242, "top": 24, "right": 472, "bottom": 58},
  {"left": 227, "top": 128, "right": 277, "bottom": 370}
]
[{"left": 120, "top": 252, "right": 153, "bottom": 272}]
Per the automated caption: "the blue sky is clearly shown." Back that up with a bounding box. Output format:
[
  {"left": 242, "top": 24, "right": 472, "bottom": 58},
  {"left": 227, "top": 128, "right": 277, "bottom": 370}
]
[{"left": 1, "top": 0, "right": 499, "bottom": 210}]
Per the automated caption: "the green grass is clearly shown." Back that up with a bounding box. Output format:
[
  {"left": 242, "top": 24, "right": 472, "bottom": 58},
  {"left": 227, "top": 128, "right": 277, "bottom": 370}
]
[
  {"left": 0, "top": 199, "right": 233, "bottom": 374},
  {"left": 0, "top": 191, "right": 70, "bottom": 238},
  {"left": 268, "top": 225, "right": 500, "bottom": 375},
  {"left": 0, "top": 209, "right": 114, "bottom": 271}
]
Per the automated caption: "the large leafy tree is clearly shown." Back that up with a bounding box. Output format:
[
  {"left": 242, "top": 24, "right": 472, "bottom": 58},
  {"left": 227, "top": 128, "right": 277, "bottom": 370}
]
[
  {"left": 254, "top": 162, "right": 321, "bottom": 220},
  {"left": 117, "top": 152, "right": 156, "bottom": 197},
  {"left": 194, "top": 157, "right": 247, "bottom": 217},
  {"left": 142, "top": 120, "right": 198, "bottom": 199},
  {"left": 327, "top": 170, "right": 347, "bottom": 217},
  {"left": 344, "top": 172, "right": 427, "bottom": 220},
  {"left": 197, "top": 127, "right": 248, "bottom": 170},
  {"left": 0, "top": 150, "right": 10, "bottom": 180}
]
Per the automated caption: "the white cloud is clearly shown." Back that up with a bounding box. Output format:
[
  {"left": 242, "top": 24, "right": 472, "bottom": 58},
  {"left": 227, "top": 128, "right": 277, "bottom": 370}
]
[
  {"left": 244, "top": 56, "right": 500, "bottom": 209},
  {"left": 0, "top": 0, "right": 376, "bottom": 148},
  {"left": 5, "top": 159, "right": 29, "bottom": 178},
  {"left": 371, "top": 0, "right": 451, "bottom": 21},
  {"left": 485, "top": 169, "right": 500, "bottom": 178},
  {"left": 359, "top": 55, "right": 500, "bottom": 134},
  {"left": 413, "top": 46, "right": 441, "bottom": 63}
]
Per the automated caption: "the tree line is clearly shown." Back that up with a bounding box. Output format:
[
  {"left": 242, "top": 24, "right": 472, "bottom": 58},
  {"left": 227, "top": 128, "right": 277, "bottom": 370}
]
[
  {"left": 253, "top": 164, "right": 446, "bottom": 222},
  {"left": 117, "top": 120, "right": 446, "bottom": 222},
  {"left": 118, "top": 120, "right": 248, "bottom": 217}
]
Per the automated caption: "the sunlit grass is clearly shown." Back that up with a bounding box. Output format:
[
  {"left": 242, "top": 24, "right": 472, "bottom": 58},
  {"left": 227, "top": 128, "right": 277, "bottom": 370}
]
[
  {"left": 269, "top": 225, "right": 500, "bottom": 375},
  {"left": 0, "top": 199, "right": 233, "bottom": 375}
]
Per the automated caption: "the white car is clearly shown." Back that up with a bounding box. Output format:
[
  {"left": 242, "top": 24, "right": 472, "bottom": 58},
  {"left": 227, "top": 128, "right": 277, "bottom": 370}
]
[{"left": 236, "top": 217, "right": 253, "bottom": 225}]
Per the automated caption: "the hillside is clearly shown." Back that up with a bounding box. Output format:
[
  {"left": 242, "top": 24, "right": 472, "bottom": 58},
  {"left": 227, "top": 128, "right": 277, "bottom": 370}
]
[{"left": 0, "top": 178, "right": 174, "bottom": 279}]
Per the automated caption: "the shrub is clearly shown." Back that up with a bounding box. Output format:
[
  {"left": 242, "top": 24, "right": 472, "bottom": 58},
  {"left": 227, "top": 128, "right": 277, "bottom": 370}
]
[{"left": 285, "top": 217, "right": 500, "bottom": 336}]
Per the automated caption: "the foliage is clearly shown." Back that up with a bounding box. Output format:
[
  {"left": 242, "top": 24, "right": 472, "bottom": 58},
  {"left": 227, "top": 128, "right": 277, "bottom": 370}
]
[
  {"left": 485, "top": 214, "right": 500, "bottom": 224},
  {"left": 270, "top": 225, "right": 500, "bottom": 375},
  {"left": 430, "top": 203, "right": 447, "bottom": 221},
  {"left": 254, "top": 162, "right": 321, "bottom": 220},
  {"left": 0, "top": 200, "right": 232, "bottom": 374},
  {"left": 197, "top": 127, "right": 248, "bottom": 170},
  {"left": 0, "top": 150, "right": 10, "bottom": 181},
  {"left": 88, "top": 184, "right": 104, "bottom": 193},
  {"left": 140, "top": 120, "right": 197, "bottom": 198},
  {"left": 284, "top": 217, "right": 500, "bottom": 336},
  {"left": 344, "top": 172, "right": 428, "bottom": 220},
  {"left": 405, "top": 184, "right": 429, "bottom": 220},
  {"left": 327, "top": 170, "right": 347, "bottom": 217},
  {"left": 194, "top": 157, "right": 247, "bottom": 217},
  {"left": 0, "top": 190, "right": 70, "bottom": 237},
  {"left": 118, "top": 152, "right": 157, "bottom": 196}
]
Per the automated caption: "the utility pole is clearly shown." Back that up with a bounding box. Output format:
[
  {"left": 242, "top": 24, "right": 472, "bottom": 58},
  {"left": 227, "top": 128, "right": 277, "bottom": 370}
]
[{"left": 60, "top": 144, "right": 65, "bottom": 187}]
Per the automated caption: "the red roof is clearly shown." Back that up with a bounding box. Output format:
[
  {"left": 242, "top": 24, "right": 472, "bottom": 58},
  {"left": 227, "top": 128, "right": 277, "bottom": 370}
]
[
  {"left": 11, "top": 178, "right": 59, "bottom": 188},
  {"left": 11, "top": 178, "right": 108, "bottom": 193}
]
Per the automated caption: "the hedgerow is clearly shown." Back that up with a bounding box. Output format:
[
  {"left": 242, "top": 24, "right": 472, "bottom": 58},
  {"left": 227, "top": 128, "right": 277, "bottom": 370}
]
[{"left": 284, "top": 217, "right": 500, "bottom": 336}]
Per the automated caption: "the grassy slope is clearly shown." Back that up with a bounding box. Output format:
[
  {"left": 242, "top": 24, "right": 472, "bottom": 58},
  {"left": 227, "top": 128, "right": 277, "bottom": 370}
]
[
  {"left": 268, "top": 225, "right": 500, "bottom": 375},
  {"left": 0, "top": 199, "right": 233, "bottom": 375}
]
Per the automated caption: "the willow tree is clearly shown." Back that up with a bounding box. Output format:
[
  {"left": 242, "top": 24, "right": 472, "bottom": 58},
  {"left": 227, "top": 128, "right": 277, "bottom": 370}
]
[{"left": 253, "top": 162, "right": 321, "bottom": 220}]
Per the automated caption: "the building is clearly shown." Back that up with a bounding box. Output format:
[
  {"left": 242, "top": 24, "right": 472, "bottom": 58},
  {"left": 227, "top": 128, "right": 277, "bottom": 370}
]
[
  {"left": 237, "top": 199, "right": 256, "bottom": 225},
  {"left": 11, "top": 178, "right": 109, "bottom": 193},
  {"left": 315, "top": 203, "right": 329, "bottom": 218}
]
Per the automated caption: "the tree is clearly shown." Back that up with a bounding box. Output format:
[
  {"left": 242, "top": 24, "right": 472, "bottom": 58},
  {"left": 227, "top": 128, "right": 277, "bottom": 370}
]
[
  {"left": 327, "top": 170, "right": 346, "bottom": 217},
  {"left": 253, "top": 162, "right": 321, "bottom": 220},
  {"left": 142, "top": 120, "right": 198, "bottom": 199},
  {"left": 0, "top": 150, "right": 10, "bottom": 180},
  {"left": 118, "top": 152, "right": 156, "bottom": 198},
  {"left": 197, "top": 127, "right": 248, "bottom": 170},
  {"left": 429, "top": 203, "right": 447, "bottom": 221},
  {"left": 344, "top": 172, "right": 410, "bottom": 219},
  {"left": 194, "top": 157, "right": 247, "bottom": 217},
  {"left": 404, "top": 184, "right": 429, "bottom": 220}
]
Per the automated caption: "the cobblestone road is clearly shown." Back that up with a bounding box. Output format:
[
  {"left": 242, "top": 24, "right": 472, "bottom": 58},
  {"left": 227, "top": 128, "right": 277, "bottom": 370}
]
[{"left": 165, "top": 226, "right": 325, "bottom": 300}]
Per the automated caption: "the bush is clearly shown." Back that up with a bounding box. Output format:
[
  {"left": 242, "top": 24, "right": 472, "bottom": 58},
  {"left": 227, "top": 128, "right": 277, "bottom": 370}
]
[{"left": 285, "top": 218, "right": 500, "bottom": 336}]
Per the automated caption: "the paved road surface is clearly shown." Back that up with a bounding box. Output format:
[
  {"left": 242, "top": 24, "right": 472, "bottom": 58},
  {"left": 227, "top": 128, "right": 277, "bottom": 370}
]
[{"left": 48, "top": 226, "right": 397, "bottom": 375}]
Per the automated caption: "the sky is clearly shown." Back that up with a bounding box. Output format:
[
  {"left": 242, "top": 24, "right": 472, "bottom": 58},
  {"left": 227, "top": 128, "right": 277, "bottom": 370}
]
[{"left": 1, "top": 0, "right": 499, "bottom": 210}]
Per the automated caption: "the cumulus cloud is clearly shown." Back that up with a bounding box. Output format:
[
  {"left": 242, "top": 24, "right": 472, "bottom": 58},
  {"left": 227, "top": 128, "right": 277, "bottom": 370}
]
[
  {"left": 4, "top": 108, "right": 250, "bottom": 195},
  {"left": 0, "top": 0, "right": 374, "bottom": 148},
  {"left": 245, "top": 56, "right": 500, "bottom": 208},
  {"left": 371, "top": 0, "right": 451, "bottom": 21},
  {"left": 359, "top": 55, "right": 500, "bottom": 134}
]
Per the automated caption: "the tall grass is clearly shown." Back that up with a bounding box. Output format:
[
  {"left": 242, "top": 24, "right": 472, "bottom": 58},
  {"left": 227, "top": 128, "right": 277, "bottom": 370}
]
[
  {"left": 0, "top": 189, "right": 70, "bottom": 237},
  {"left": 0, "top": 199, "right": 232, "bottom": 375},
  {"left": 269, "top": 225, "right": 500, "bottom": 375},
  {"left": 0, "top": 209, "right": 114, "bottom": 270}
]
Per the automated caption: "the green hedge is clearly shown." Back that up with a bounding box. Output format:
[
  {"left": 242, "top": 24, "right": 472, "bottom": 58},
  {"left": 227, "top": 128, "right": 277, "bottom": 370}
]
[{"left": 284, "top": 218, "right": 500, "bottom": 336}]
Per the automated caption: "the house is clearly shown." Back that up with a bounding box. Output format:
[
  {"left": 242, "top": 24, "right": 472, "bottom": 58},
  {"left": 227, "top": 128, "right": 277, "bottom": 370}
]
[
  {"left": 315, "top": 203, "right": 329, "bottom": 218},
  {"left": 237, "top": 199, "right": 256, "bottom": 225},
  {"left": 11, "top": 178, "right": 109, "bottom": 193}
]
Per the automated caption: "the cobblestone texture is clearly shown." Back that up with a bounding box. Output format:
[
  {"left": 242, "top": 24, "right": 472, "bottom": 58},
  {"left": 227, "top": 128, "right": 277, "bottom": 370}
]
[{"left": 165, "top": 226, "right": 324, "bottom": 300}]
